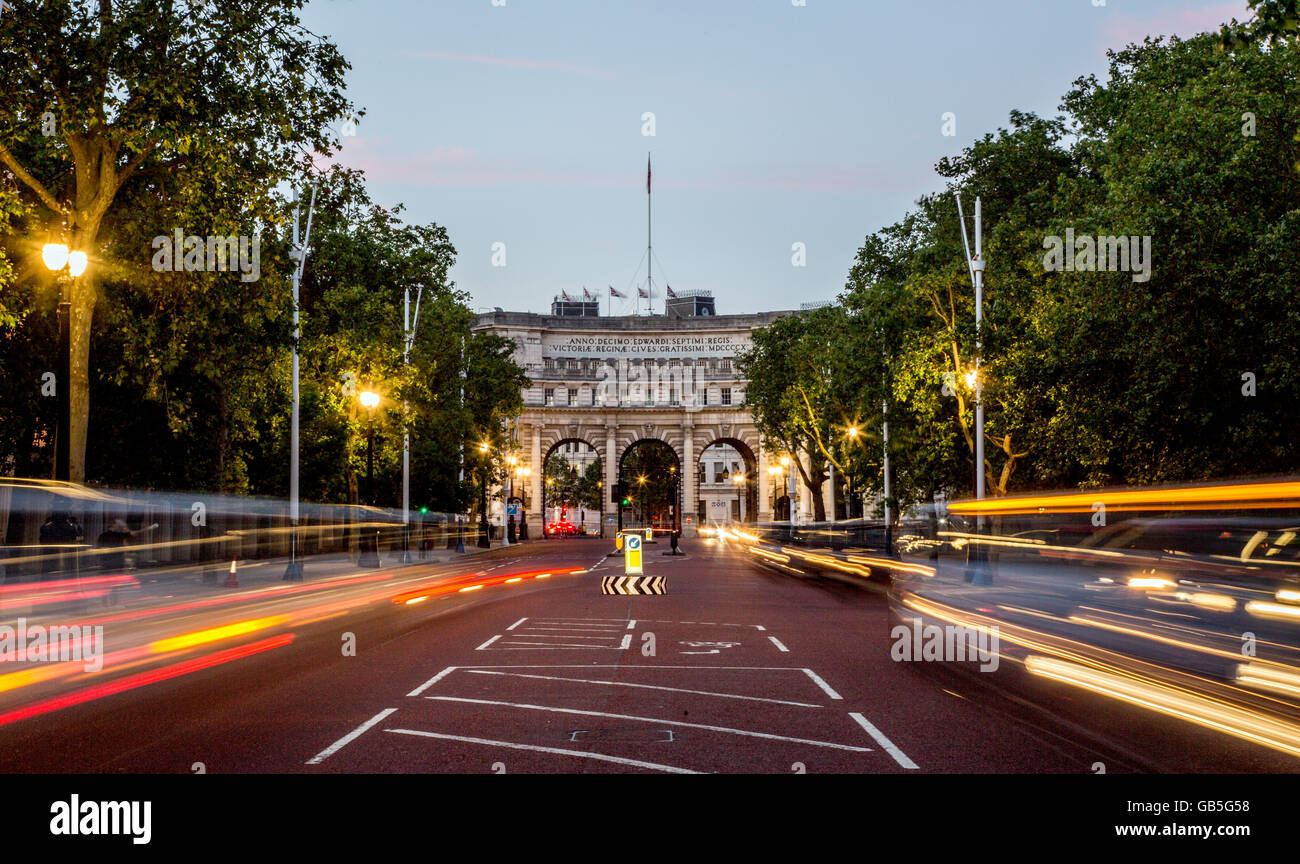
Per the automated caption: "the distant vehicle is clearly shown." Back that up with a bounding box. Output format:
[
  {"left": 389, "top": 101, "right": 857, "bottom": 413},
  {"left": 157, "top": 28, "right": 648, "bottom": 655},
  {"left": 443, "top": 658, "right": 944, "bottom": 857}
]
[{"left": 545, "top": 520, "right": 580, "bottom": 537}]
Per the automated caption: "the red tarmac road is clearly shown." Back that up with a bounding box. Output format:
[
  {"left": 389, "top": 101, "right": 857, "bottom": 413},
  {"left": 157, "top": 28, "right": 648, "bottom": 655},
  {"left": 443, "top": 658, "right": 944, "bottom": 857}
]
[{"left": 0, "top": 536, "right": 1156, "bottom": 773}]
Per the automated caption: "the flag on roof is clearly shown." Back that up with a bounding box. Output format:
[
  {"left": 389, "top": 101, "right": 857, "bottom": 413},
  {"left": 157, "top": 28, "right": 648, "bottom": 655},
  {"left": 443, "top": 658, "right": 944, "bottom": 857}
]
[
  {"left": 638, "top": 287, "right": 649, "bottom": 299},
  {"left": 666, "top": 286, "right": 677, "bottom": 299},
  {"left": 646, "top": 154, "right": 651, "bottom": 195},
  {"left": 609, "top": 286, "right": 626, "bottom": 299}
]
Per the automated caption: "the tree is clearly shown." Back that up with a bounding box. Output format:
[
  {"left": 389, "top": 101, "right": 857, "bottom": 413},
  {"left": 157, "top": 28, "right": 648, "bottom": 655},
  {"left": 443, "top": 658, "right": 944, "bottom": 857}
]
[{"left": 0, "top": 0, "right": 354, "bottom": 480}]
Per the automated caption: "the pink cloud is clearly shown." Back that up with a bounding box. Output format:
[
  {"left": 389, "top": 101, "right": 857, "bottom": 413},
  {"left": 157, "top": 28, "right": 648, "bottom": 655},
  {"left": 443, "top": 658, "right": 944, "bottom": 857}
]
[
  {"left": 1101, "top": 2, "right": 1252, "bottom": 49},
  {"left": 406, "top": 50, "right": 613, "bottom": 80}
]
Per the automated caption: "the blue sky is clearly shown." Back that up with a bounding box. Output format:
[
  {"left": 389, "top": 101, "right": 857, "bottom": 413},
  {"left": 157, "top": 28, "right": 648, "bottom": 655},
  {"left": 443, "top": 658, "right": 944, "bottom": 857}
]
[{"left": 302, "top": 0, "right": 1249, "bottom": 316}]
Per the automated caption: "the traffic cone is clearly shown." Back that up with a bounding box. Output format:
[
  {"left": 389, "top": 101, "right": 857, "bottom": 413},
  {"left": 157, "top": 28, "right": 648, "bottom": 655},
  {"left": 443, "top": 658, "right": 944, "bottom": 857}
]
[{"left": 224, "top": 558, "right": 239, "bottom": 587}]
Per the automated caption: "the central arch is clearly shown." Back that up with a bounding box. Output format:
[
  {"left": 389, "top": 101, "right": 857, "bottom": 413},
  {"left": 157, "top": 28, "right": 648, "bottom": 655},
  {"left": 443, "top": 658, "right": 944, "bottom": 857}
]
[{"left": 618, "top": 438, "right": 682, "bottom": 533}]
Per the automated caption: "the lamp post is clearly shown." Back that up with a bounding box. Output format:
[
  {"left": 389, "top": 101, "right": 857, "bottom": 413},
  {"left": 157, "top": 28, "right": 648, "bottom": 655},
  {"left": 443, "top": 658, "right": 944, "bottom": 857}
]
[
  {"left": 515, "top": 465, "right": 531, "bottom": 540},
  {"left": 504, "top": 454, "right": 517, "bottom": 545},
  {"left": 780, "top": 455, "right": 794, "bottom": 528},
  {"left": 477, "top": 441, "right": 491, "bottom": 547},
  {"left": 41, "top": 244, "right": 85, "bottom": 483},
  {"left": 358, "top": 390, "right": 381, "bottom": 567},
  {"left": 731, "top": 472, "right": 745, "bottom": 523},
  {"left": 286, "top": 184, "right": 318, "bottom": 581}
]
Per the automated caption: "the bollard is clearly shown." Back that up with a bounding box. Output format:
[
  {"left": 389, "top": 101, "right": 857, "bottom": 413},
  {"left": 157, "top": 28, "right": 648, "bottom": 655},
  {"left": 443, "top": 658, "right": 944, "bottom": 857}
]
[{"left": 224, "top": 558, "right": 239, "bottom": 588}]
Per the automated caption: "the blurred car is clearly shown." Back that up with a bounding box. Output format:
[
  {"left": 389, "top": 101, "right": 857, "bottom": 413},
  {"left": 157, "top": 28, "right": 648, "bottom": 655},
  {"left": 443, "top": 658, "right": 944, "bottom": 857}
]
[{"left": 545, "top": 520, "right": 580, "bottom": 537}]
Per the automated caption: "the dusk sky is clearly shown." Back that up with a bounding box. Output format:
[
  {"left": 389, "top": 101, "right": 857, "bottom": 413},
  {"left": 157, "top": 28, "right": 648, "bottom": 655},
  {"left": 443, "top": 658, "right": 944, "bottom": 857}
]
[{"left": 302, "top": 0, "right": 1250, "bottom": 316}]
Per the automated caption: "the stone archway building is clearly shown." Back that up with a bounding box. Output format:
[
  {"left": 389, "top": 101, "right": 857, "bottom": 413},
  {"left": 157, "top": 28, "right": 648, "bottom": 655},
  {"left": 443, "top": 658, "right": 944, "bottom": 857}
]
[{"left": 472, "top": 308, "right": 835, "bottom": 537}]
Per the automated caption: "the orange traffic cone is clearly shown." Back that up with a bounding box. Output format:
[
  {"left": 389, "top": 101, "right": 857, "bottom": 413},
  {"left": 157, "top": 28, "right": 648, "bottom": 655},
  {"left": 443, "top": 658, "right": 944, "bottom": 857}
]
[{"left": 224, "top": 558, "right": 239, "bottom": 587}]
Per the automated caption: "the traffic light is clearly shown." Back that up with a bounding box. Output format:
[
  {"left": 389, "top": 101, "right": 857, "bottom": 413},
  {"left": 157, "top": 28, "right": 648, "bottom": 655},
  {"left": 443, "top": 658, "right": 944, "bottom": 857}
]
[
  {"left": 419, "top": 506, "right": 428, "bottom": 514},
  {"left": 611, "top": 480, "right": 629, "bottom": 504}
]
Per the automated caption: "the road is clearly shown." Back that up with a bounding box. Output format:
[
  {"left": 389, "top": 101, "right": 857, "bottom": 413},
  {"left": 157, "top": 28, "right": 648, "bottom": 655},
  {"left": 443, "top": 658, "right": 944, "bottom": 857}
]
[{"left": 0, "top": 534, "right": 1265, "bottom": 774}]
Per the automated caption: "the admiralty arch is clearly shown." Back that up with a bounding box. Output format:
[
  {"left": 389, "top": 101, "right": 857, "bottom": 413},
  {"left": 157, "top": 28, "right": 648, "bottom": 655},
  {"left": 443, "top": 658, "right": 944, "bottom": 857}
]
[{"left": 472, "top": 302, "right": 836, "bottom": 538}]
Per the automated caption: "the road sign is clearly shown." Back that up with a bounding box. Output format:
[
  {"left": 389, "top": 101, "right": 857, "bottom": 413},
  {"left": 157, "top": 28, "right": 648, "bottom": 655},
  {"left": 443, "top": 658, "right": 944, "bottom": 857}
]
[
  {"left": 507, "top": 502, "right": 521, "bottom": 517},
  {"left": 625, "top": 533, "right": 643, "bottom": 575},
  {"left": 601, "top": 575, "right": 665, "bottom": 595},
  {"left": 615, "top": 532, "right": 624, "bottom": 551}
]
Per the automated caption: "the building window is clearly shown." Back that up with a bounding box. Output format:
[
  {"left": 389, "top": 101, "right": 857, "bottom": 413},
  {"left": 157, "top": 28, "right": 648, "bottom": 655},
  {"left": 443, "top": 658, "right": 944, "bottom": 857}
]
[
  {"left": 670, "top": 385, "right": 679, "bottom": 406},
  {"left": 719, "top": 358, "right": 732, "bottom": 372},
  {"left": 713, "top": 462, "right": 725, "bottom": 483},
  {"left": 701, "top": 389, "right": 709, "bottom": 406},
  {"left": 593, "top": 386, "right": 603, "bottom": 406},
  {"left": 721, "top": 387, "right": 732, "bottom": 405},
  {"left": 567, "top": 389, "right": 578, "bottom": 406},
  {"left": 544, "top": 388, "right": 554, "bottom": 406}
]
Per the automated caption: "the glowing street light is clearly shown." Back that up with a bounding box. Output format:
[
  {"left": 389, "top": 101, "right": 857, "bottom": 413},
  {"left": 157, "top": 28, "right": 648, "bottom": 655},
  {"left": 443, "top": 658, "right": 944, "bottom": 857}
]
[{"left": 41, "top": 243, "right": 69, "bottom": 271}]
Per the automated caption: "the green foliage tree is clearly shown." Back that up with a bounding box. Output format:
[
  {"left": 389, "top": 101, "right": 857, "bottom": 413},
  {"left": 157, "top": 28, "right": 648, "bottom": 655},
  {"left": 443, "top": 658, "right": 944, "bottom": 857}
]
[{"left": 0, "top": 0, "right": 354, "bottom": 480}]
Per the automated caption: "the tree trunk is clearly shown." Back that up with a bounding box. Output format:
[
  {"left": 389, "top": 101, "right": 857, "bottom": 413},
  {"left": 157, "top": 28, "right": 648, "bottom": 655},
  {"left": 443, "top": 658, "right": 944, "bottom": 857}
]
[{"left": 67, "top": 270, "right": 96, "bottom": 484}]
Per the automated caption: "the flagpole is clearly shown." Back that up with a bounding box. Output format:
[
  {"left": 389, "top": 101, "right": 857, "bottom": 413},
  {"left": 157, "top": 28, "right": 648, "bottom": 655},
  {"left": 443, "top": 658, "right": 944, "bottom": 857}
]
[{"left": 647, "top": 151, "right": 652, "bottom": 316}]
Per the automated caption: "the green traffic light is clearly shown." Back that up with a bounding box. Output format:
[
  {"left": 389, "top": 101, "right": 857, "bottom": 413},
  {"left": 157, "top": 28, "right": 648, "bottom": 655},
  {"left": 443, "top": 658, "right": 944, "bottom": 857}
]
[{"left": 419, "top": 506, "right": 428, "bottom": 514}]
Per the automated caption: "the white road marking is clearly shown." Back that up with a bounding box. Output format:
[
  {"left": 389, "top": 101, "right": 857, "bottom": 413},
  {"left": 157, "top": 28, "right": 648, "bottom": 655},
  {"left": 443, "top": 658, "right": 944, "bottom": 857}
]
[
  {"left": 466, "top": 670, "right": 824, "bottom": 707},
  {"left": 849, "top": 713, "right": 919, "bottom": 770},
  {"left": 802, "top": 668, "right": 842, "bottom": 700},
  {"left": 526, "top": 625, "right": 625, "bottom": 631},
  {"left": 504, "top": 631, "right": 616, "bottom": 636},
  {"left": 533, "top": 617, "right": 631, "bottom": 622},
  {"left": 498, "top": 642, "right": 627, "bottom": 649},
  {"left": 626, "top": 620, "right": 637, "bottom": 630},
  {"left": 755, "top": 625, "right": 766, "bottom": 631},
  {"left": 306, "top": 708, "right": 398, "bottom": 765},
  {"left": 619, "top": 634, "right": 632, "bottom": 650},
  {"left": 426, "top": 697, "right": 873, "bottom": 752},
  {"left": 476, "top": 634, "right": 503, "bottom": 651},
  {"left": 384, "top": 729, "right": 700, "bottom": 774},
  {"left": 768, "top": 636, "right": 790, "bottom": 653},
  {"left": 506, "top": 618, "right": 528, "bottom": 631},
  {"left": 407, "top": 667, "right": 457, "bottom": 697}
]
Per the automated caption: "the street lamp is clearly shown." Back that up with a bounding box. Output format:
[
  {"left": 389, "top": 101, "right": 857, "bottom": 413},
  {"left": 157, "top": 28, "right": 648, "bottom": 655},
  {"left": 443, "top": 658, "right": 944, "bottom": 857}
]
[
  {"left": 358, "top": 390, "right": 381, "bottom": 566},
  {"left": 779, "top": 455, "right": 794, "bottom": 527},
  {"left": 731, "top": 472, "right": 746, "bottom": 523},
  {"left": 42, "top": 243, "right": 85, "bottom": 482}
]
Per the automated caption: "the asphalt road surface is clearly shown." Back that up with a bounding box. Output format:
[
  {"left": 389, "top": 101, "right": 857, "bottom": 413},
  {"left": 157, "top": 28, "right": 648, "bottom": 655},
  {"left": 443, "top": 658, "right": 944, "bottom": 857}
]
[{"left": 0, "top": 535, "right": 1240, "bottom": 774}]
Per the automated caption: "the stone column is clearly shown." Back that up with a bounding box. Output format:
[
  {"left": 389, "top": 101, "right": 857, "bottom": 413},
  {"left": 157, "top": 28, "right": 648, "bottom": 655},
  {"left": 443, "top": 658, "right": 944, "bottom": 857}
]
[
  {"left": 681, "top": 422, "right": 696, "bottom": 537},
  {"left": 604, "top": 425, "right": 618, "bottom": 535},
  {"left": 822, "top": 461, "right": 836, "bottom": 522},
  {"left": 757, "top": 447, "right": 771, "bottom": 522},
  {"left": 529, "top": 424, "right": 543, "bottom": 536}
]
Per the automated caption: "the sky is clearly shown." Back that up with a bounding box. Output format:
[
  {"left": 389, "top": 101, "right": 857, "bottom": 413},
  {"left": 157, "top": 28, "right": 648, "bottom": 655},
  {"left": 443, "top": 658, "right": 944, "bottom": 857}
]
[{"left": 300, "top": 0, "right": 1251, "bottom": 317}]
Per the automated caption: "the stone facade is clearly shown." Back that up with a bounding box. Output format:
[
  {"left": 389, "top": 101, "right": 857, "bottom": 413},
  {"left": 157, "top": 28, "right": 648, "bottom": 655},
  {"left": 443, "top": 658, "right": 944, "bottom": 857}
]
[{"left": 472, "top": 309, "right": 833, "bottom": 537}]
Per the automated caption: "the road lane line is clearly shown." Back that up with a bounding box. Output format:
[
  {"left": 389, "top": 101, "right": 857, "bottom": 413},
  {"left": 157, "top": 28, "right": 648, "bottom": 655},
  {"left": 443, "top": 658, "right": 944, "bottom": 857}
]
[
  {"left": 802, "top": 669, "right": 842, "bottom": 700},
  {"left": 425, "top": 697, "right": 873, "bottom": 752},
  {"left": 504, "top": 631, "right": 616, "bottom": 636},
  {"left": 619, "top": 634, "right": 632, "bottom": 650},
  {"left": 466, "top": 670, "right": 824, "bottom": 707},
  {"left": 499, "top": 641, "right": 626, "bottom": 649},
  {"left": 306, "top": 708, "right": 398, "bottom": 765},
  {"left": 626, "top": 620, "right": 637, "bottom": 629},
  {"left": 768, "top": 637, "right": 790, "bottom": 653},
  {"left": 476, "top": 635, "right": 503, "bottom": 651},
  {"left": 384, "top": 729, "right": 700, "bottom": 774},
  {"left": 849, "top": 713, "right": 919, "bottom": 770},
  {"left": 408, "top": 667, "right": 457, "bottom": 697},
  {"left": 755, "top": 625, "right": 766, "bottom": 631},
  {"left": 526, "top": 625, "right": 626, "bottom": 630},
  {"left": 506, "top": 618, "right": 528, "bottom": 631}
]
